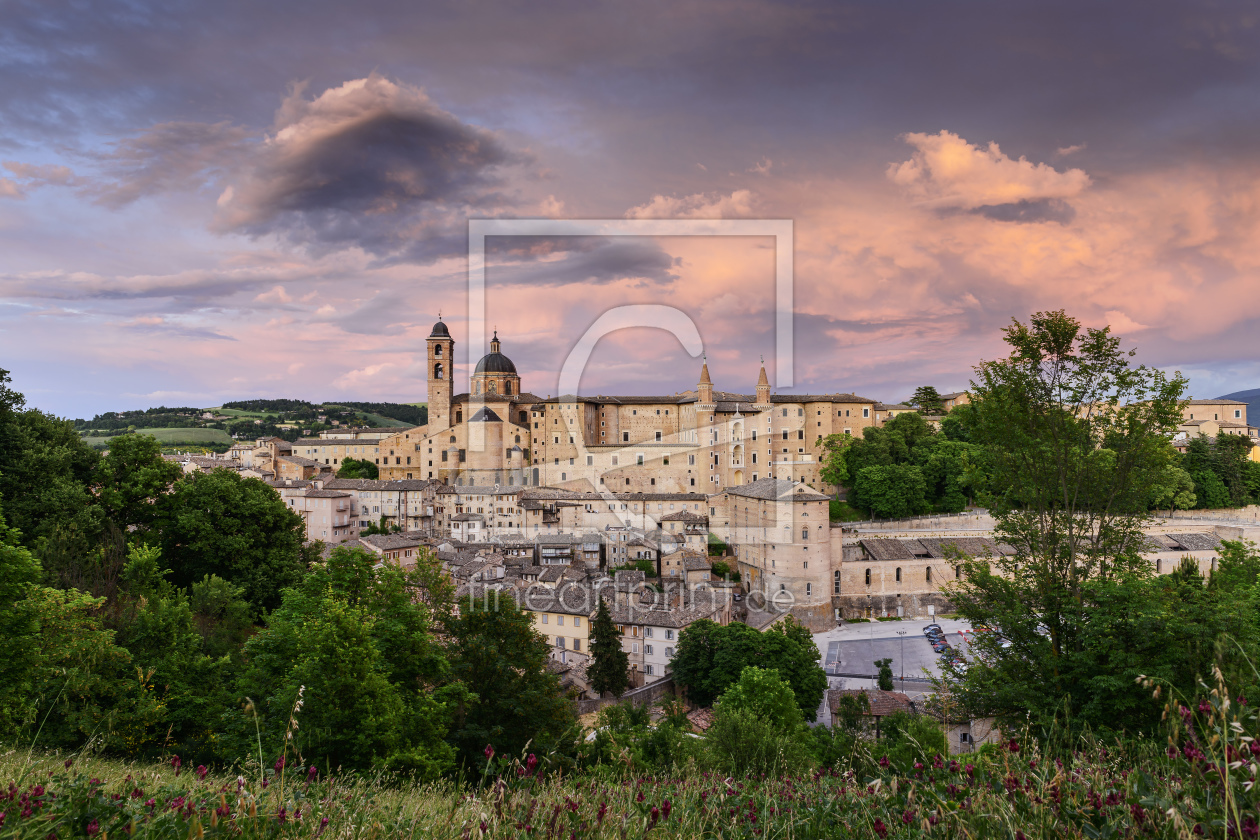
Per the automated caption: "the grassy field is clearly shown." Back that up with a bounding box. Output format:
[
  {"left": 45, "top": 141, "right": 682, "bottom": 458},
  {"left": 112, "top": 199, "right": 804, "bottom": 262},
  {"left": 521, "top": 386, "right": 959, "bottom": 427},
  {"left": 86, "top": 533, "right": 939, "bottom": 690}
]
[
  {"left": 81, "top": 428, "right": 234, "bottom": 449},
  {"left": 0, "top": 722, "right": 1245, "bottom": 840}
]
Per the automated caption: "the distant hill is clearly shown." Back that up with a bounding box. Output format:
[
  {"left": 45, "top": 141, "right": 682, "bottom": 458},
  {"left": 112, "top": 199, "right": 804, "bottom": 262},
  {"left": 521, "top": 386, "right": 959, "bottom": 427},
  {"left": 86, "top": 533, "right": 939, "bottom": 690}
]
[{"left": 1220, "top": 388, "right": 1260, "bottom": 424}]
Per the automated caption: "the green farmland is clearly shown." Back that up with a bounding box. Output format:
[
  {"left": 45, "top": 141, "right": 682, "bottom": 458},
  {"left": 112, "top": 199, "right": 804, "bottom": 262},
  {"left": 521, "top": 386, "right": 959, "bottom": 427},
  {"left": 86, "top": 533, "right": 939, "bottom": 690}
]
[{"left": 81, "top": 427, "right": 234, "bottom": 449}]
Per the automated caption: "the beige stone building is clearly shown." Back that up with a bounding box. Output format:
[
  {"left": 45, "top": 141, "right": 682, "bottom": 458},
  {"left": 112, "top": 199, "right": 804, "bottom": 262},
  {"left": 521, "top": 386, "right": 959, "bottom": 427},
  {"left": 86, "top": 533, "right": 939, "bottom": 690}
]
[
  {"left": 374, "top": 319, "right": 882, "bottom": 495},
  {"left": 708, "top": 478, "right": 833, "bottom": 606}
]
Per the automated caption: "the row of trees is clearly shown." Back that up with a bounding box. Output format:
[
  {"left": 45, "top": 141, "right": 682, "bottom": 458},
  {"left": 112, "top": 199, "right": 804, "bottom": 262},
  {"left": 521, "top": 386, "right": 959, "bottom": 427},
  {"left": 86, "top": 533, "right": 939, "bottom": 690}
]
[
  {"left": 818, "top": 410, "right": 985, "bottom": 518},
  {"left": 0, "top": 369, "right": 578, "bottom": 775}
]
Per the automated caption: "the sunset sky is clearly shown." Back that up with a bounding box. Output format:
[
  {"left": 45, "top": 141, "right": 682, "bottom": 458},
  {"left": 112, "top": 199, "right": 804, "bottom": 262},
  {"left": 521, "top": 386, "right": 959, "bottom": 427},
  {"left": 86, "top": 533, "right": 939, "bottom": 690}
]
[{"left": 4, "top": 1, "right": 1260, "bottom": 418}]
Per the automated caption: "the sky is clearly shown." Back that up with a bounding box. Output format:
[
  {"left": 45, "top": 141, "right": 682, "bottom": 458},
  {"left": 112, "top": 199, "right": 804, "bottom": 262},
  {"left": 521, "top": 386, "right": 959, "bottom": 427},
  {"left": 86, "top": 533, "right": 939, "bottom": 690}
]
[{"left": 3, "top": 0, "right": 1260, "bottom": 418}]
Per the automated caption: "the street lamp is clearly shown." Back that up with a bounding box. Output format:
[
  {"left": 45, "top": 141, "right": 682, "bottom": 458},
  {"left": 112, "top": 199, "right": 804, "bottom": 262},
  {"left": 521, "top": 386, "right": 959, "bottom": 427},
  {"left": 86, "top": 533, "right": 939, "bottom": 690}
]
[{"left": 895, "top": 629, "right": 908, "bottom": 683}]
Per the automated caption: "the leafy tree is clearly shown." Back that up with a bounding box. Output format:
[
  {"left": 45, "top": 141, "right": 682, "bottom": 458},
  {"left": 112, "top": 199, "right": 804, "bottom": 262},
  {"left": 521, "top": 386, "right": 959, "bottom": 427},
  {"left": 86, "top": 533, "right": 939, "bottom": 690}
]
[
  {"left": 852, "top": 464, "right": 929, "bottom": 519},
  {"left": 587, "top": 598, "right": 630, "bottom": 697},
  {"left": 1214, "top": 433, "right": 1253, "bottom": 506},
  {"left": 361, "top": 514, "right": 401, "bottom": 536},
  {"left": 875, "top": 710, "right": 948, "bottom": 772},
  {"left": 155, "top": 469, "right": 312, "bottom": 613},
  {"left": 1194, "top": 467, "right": 1231, "bottom": 510},
  {"left": 0, "top": 369, "right": 101, "bottom": 559},
  {"left": 1149, "top": 462, "right": 1197, "bottom": 515},
  {"left": 912, "top": 386, "right": 946, "bottom": 415},
  {"left": 0, "top": 503, "right": 42, "bottom": 735},
  {"left": 93, "top": 433, "right": 184, "bottom": 536},
  {"left": 875, "top": 657, "right": 894, "bottom": 691},
  {"left": 443, "top": 594, "right": 578, "bottom": 771},
  {"left": 229, "top": 547, "right": 460, "bottom": 776},
  {"left": 1245, "top": 461, "right": 1260, "bottom": 504},
  {"left": 705, "top": 706, "right": 812, "bottom": 776},
  {"left": 672, "top": 617, "right": 825, "bottom": 720},
  {"left": 715, "top": 666, "right": 802, "bottom": 730},
  {"left": 943, "top": 310, "right": 1190, "bottom": 733},
  {"left": 817, "top": 433, "right": 854, "bottom": 497},
  {"left": 709, "top": 559, "right": 740, "bottom": 581},
  {"left": 110, "top": 544, "right": 237, "bottom": 762},
  {"left": 337, "top": 457, "right": 379, "bottom": 480}
]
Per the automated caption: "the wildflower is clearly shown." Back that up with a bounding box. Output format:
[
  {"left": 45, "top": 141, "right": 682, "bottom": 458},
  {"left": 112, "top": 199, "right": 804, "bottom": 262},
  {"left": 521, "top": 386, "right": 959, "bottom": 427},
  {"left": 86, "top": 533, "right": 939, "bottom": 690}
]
[
  {"left": 879, "top": 756, "right": 890, "bottom": 768},
  {"left": 196, "top": 765, "right": 208, "bottom": 780},
  {"left": 901, "top": 810, "right": 915, "bottom": 825},
  {"left": 1016, "top": 832, "right": 1026, "bottom": 840},
  {"left": 171, "top": 755, "right": 182, "bottom": 776},
  {"left": 662, "top": 800, "right": 671, "bottom": 820},
  {"left": 484, "top": 744, "right": 494, "bottom": 761},
  {"left": 64, "top": 760, "right": 73, "bottom": 770},
  {"left": 872, "top": 817, "right": 888, "bottom": 838},
  {"left": 277, "top": 807, "right": 287, "bottom": 824},
  {"left": 1007, "top": 738, "right": 1019, "bottom": 752},
  {"left": 648, "top": 806, "right": 659, "bottom": 830},
  {"left": 307, "top": 766, "right": 318, "bottom": 783},
  {"left": 1131, "top": 803, "right": 1147, "bottom": 826},
  {"left": 274, "top": 756, "right": 286, "bottom": 773},
  {"left": 1199, "top": 700, "right": 1212, "bottom": 714},
  {"left": 144, "top": 799, "right": 155, "bottom": 809},
  {"left": 597, "top": 802, "right": 607, "bottom": 825},
  {"left": 636, "top": 791, "right": 644, "bottom": 803},
  {"left": 526, "top": 753, "right": 538, "bottom": 774}
]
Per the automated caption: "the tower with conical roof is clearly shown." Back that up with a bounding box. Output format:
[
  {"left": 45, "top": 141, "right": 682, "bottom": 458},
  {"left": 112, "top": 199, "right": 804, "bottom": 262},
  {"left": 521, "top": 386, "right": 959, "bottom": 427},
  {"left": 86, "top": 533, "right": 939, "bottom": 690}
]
[
  {"left": 427, "top": 316, "right": 454, "bottom": 430},
  {"left": 755, "top": 356, "right": 771, "bottom": 408},
  {"left": 697, "top": 355, "right": 714, "bottom": 407}
]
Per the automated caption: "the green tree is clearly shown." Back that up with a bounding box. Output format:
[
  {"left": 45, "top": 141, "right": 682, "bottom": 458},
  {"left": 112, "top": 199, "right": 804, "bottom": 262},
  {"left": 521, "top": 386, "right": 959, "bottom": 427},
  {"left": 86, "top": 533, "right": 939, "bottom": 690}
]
[
  {"left": 1214, "top": 433, "right": 1252, "bottom": 506},
  {"left": 671, "top": 617, "right": 825, "bottom": 720},
  {"left": 155, "top": 469, "right": 312, "bottom": 613},
  {"left": 337, "top": 457, "right": 379, "bottom": 479},
  {"left": 93, "top": 433, "right": 184, "bottom": 537},
  {"left": 715, "top": 666, "right": 802, "bottom": 730},
  {"left": 912, "top": 386, "right": 946, "bottom": 415},
  {"left": 0, "top": 503, "right": 43, "bottom": 735},
  {"left": 587, "top": 598, "right": 630, "bottom": 697},
  {"left": 852, "top": 464, "right": 929, "bottom": 519},
  {"left": 944, "top": 310, "right": 1190, "bottom": 733},
  {"left": 1149, "top": 462, "right": 1197, "bottom": 515},
  {"left": 875, "top": 657, "right": 894, "bottom": 691},
  {"left": 817, "top": 433, "right": 854, "bottom": 497},
  {"left": 443, "top": 594, "right": 578, "bottom": 770}
]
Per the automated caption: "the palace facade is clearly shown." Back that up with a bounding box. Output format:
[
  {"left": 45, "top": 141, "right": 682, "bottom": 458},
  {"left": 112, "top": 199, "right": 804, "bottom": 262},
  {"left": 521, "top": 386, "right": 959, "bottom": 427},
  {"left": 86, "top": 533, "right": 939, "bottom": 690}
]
[{"left": 376, "top": 318, "right": 884, "bottom": 495}]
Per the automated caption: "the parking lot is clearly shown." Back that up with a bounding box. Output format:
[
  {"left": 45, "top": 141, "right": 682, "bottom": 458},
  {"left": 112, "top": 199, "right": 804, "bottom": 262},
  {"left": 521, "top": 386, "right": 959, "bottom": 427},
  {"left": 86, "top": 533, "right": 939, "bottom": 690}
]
[{"left": 808, "top": 618, "right": 974, "bottom": 724}]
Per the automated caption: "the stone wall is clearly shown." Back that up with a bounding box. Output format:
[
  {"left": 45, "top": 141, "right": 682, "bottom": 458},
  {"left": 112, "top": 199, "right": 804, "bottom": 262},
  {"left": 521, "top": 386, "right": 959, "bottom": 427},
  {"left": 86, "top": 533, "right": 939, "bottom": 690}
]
[{"left": 577, "top": 677, "right": 677, "bottom": 716}]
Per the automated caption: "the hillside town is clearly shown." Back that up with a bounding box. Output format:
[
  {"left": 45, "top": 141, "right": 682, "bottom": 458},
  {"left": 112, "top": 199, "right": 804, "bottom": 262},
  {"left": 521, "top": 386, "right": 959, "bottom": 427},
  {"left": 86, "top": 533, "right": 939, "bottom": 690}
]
[{"left": 157, "top": 320, "right": 1260, "bottom": 742}]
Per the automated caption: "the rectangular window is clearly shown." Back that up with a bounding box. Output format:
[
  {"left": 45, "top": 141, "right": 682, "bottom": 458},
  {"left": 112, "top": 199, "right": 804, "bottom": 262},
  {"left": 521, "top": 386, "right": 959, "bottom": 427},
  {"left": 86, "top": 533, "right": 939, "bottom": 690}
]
[
  {"left": 573, "top": 639, "right": 581, "bottom": 651},
  {"left": 557, "top": 615, "right": 564, "bottom": 626},
  {"left": 665, "top": 629, "right": 674, "bottom": 640},
  {"left": 574, "top": 616, "right": 581, "bottom": 627},
  {"left": 665, "top": 647, "right": 673, "bottom": 658},
  {"left": 646, "top": 664, "right": 654, "bottom": 675},
  {"left": 637, "top": 454, "right": 644, "bottom": 465},
  {"left": 863, "top": 408, "right": 870, "bottom": 418},
  {"left": 644, "top": 627, "right": 653, "bottom": 637},
  {"left": 623, "top": 432, "right": 630, "bottom": 442},
  {"left": 645, "top": 644, "right": 653, "bottom": 655},
  {"left": 541, "top": 615, "right": 549, "bottom": 624},
  {"left": 612, "top": 455, "right": 619, "bottom": 466},
  {"left": 586, "top": 455, "right": 593, "bottom": 465}
]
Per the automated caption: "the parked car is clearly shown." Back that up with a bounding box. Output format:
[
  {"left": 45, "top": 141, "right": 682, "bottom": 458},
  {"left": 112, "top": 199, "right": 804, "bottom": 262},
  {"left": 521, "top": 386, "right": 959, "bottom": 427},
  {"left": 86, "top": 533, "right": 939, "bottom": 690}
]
[{"left": 922, "top": 624, "right": 941, "bottom": 634}]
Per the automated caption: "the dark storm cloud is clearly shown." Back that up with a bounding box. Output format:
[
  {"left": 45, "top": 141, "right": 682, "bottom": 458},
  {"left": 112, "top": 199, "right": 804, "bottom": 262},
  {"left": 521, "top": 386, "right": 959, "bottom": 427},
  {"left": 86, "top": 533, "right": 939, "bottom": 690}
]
[
  {"left": 941, "top": 199, "right": 1077, "bottom": 225},
  {"left": 214, "top": 76, "right": 522, "bottom": 259}
]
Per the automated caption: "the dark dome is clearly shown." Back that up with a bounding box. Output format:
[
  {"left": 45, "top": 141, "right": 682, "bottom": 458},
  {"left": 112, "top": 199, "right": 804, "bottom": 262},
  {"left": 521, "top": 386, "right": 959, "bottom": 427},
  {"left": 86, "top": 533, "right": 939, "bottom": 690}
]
[
  {"left": 429, "top": 320, "right": 450, "bottom": 338},
  {"left": 474, "top": 352, "right": 518, "bottom": 375}
]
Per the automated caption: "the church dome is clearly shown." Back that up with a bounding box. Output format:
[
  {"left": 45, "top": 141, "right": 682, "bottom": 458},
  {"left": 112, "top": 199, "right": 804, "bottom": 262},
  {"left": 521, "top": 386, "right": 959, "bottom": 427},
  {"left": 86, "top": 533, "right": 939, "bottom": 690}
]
[
  {"left": 475, "top": 352, "right": 518, "bottom": 375},
  {"left": 429, "top": 320, "right": 450, "bottom": 338}
]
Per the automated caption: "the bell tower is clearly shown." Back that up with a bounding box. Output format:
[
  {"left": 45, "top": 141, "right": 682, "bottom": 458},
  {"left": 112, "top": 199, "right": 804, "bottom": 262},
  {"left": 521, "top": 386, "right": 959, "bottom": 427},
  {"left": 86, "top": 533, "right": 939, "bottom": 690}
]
[{"left": 427, "top": 317, "right": 455, "bottom": 430}]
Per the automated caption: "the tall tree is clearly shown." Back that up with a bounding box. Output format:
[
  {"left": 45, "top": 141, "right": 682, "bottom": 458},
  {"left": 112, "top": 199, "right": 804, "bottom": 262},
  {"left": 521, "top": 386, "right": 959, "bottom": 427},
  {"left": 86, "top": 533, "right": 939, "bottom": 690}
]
[
  {"left": 155, "top": 469, "right": 312, "bottom": 613},
  {"left": 944, "top": 310, "right": 1188, "bottom": 731},
  {"left": 587, "top": 597, "right": 630, "bottom": 697},
  {"left": 816, "top": 433, "right": 854, "bottom": 498},
  {"left": 911, "top": 385, "right": 946, "bottom": 415},
  {"left": 443, "top": 594, "right": 578, "bottom": 770},
  {"left": 672, "top": 616, "right": 825, "bottom": 720}
]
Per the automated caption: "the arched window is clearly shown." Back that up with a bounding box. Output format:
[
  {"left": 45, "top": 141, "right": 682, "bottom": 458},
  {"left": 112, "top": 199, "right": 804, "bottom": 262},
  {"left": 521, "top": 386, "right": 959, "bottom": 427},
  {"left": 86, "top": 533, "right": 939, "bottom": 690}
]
[
  {"left": 434, "top": 344, "right": 443, "bottom": 357},
  {"left": 834, "top": 570, "right": 841, "bottom": 595},
  {"left": 515, "top": 435, "right": 521, "bottom": 443},
  {"left": 865, "top": 568, "right": 871, "bottom": 586},
  {"left": 926, "top": 567, "right": 932, "bottom": 583},
  {"left": 488, "top": 381, "right": 497, "bottom": 393},
  {"left": 801, "top": 527, "right": 809, "bottom": 541},
  {"left": 895, "top": 567, "right": 902, "bottom": 583},
  {"left": 434, "top": 362, "right": 444, "bottom": 380},
  {"left": 474, "top": 382, "right": 481, "bottom": 394},
  {"left": 505, "top": 381, "right": 513, "bottom": 395}
]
